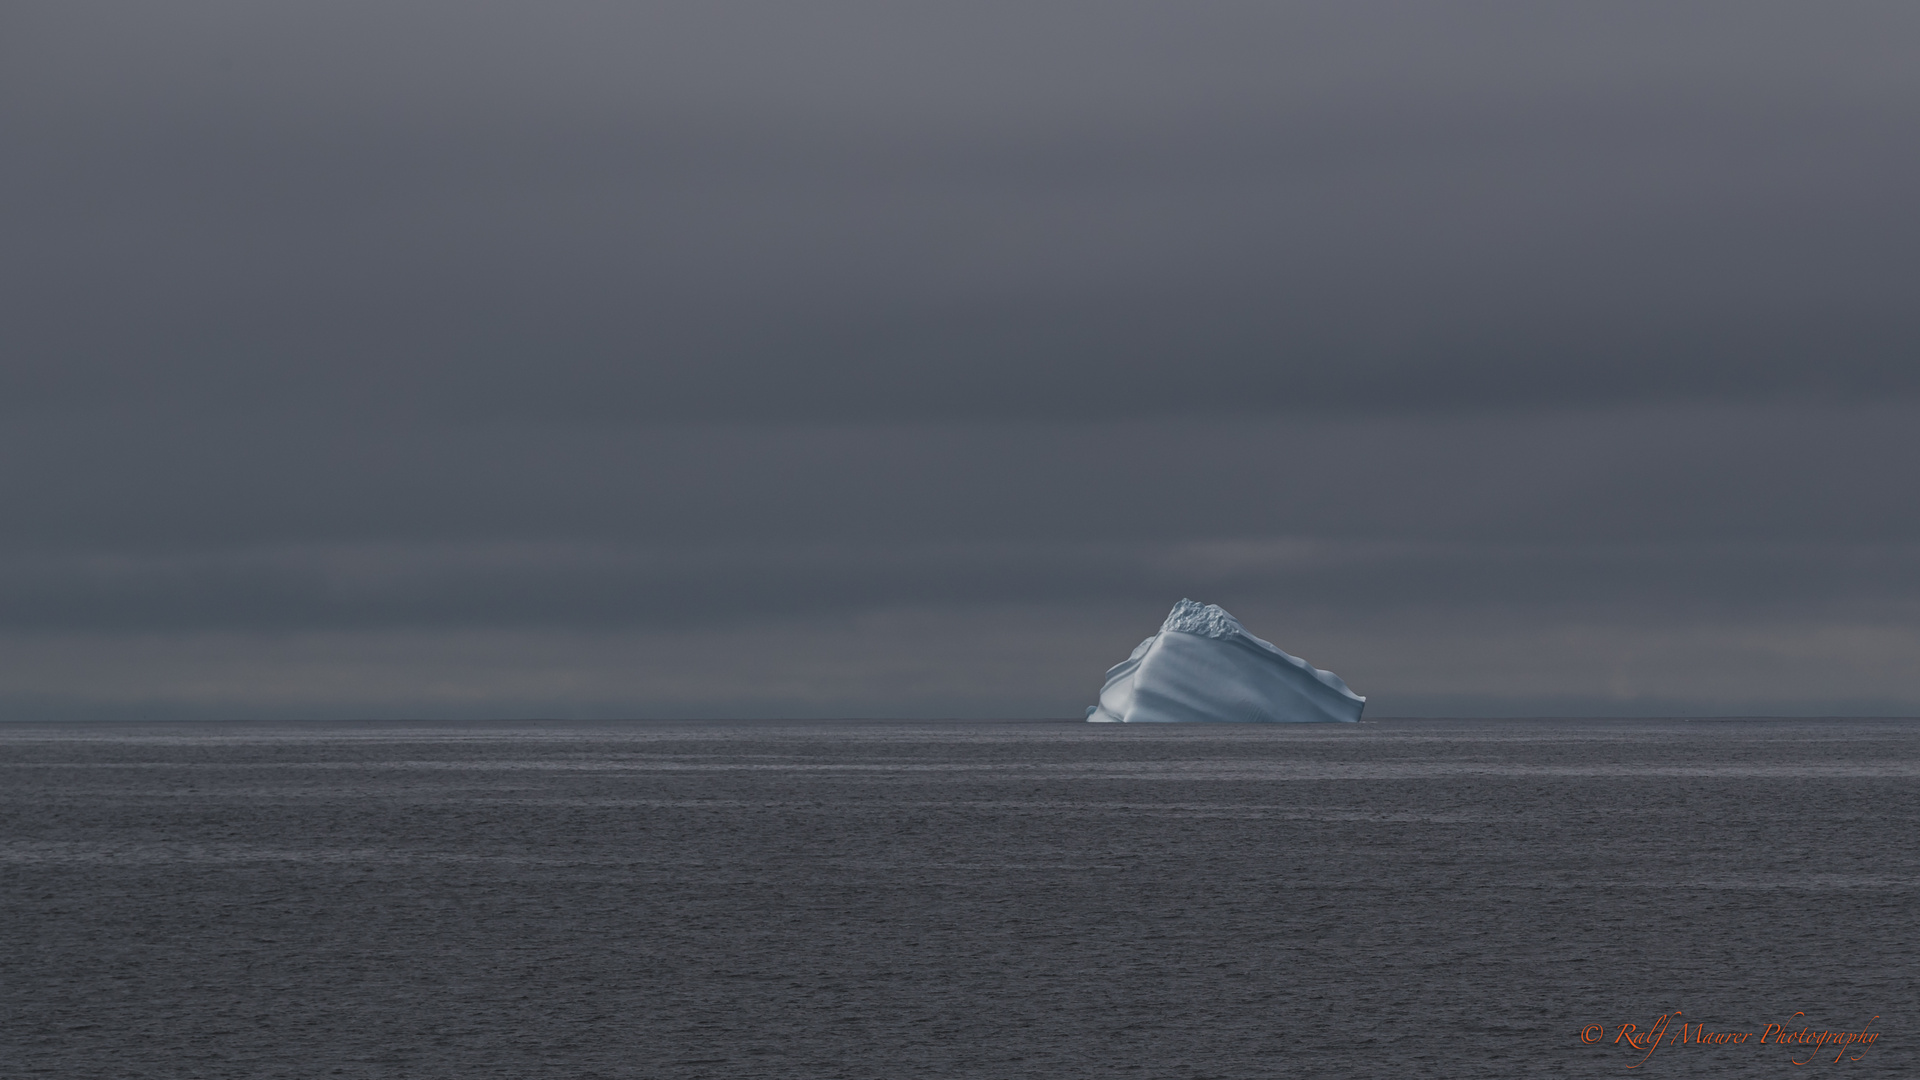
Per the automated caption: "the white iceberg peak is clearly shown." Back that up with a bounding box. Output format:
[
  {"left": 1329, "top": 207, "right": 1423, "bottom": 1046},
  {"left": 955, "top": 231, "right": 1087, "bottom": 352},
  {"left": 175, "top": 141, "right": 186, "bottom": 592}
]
[
  {"left": 1088, "top": 599, "right": 1364, "bottom": 723},
  {"left": 1159, "top": 598, "right": 1246, "bottom": 639}
]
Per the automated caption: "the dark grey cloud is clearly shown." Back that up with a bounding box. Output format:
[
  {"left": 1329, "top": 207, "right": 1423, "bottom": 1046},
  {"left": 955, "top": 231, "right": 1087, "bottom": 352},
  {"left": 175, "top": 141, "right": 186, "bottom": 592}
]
[
  {"left": 8, "top": 1, "right": 1920, "bottom": 423},
  {"left": 3, "top": 404, "right": 1915, "bottom": 550},
  {"left": 5, "top": 2, "right": 1920, "bottom": 716},
  {"left": 4, "top": 404, "right": 1917, "bottom": 627},
  {"left": 6, "top": 536, "right": 1920, "bottom": 637}
]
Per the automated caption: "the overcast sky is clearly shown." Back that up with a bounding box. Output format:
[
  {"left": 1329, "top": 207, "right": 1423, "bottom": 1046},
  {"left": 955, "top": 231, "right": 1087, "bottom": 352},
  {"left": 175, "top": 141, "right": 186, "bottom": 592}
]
[{"left": 5, "top": 1, "right": 1919, "bottom": 719}]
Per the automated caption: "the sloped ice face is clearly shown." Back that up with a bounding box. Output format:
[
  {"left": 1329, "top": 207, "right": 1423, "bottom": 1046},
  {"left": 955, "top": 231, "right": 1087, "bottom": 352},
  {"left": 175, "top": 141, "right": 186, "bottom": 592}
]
[{"left": 1087, "top": 599, "right": 1364, "bottom": 723}]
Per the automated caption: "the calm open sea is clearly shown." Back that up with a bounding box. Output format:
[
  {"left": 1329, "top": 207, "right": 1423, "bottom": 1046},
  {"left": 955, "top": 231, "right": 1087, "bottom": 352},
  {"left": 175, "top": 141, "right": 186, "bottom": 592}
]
[{"left": 2, "top": 718, "right": 1915, "bottom": 1078}]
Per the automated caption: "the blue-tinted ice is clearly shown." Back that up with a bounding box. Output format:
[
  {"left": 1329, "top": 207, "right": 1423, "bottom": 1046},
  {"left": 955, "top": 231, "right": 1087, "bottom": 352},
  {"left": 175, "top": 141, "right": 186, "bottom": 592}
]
[{"left": 1087, "top": 599, "right": 1364, "bottom": 723}]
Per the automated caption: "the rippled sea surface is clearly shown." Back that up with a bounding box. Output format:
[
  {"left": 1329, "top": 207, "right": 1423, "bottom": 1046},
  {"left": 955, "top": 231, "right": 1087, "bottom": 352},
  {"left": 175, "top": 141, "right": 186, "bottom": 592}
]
[{"left": 3, "top": 718, "right": 1915, "bottom": 1078}]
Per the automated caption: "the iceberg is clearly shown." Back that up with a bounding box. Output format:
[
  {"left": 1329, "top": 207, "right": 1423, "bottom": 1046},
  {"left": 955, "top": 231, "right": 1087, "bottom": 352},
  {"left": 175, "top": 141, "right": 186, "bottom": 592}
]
[{"left": 1087, "top": 599, "right": 1364, "bottom": 723}]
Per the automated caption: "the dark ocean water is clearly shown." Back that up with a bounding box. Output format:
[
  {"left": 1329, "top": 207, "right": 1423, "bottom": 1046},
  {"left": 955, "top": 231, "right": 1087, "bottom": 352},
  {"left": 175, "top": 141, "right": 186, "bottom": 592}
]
[{"left": 2, "top": 718, "right": 1915, "bottom": 1079}]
